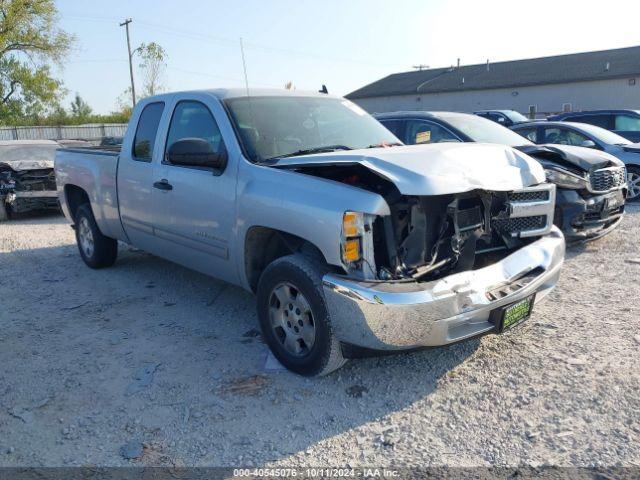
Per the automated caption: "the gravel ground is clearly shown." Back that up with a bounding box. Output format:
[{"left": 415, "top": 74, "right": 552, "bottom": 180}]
[{"left": 0, "top": 207, "right": 639, "bottom": 468}]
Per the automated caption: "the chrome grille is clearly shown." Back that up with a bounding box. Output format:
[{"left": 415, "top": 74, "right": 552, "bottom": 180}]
[
  {"left": 590, "top": 167, "right": 626, "bottom": 192},
  {"left": 492, "top": 183, "right": 555, "bottom": 238}
]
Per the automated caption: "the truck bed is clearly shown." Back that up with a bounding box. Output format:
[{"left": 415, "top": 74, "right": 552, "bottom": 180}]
[{"left": 55, "top": 145, "right": 125, "bottom": 241}]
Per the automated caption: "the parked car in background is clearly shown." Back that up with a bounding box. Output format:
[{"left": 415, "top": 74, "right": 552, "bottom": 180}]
[
  {"left": 55, "top": 89, "right": 565, "bottom": 375},
  {"left": 474, "top": 109, "right": 529, "bottom": 127},
  {"left": 0, "top": 140, "right": 60, "bottom": 221},
  {"left": 511, "top": 120, "right": 640, "bottom": 202},
  {"left": 548, "top": 109, "right": 640, "bottom": 143},
  {"left": 376, "top": 112, "right": 627, "bottom": 241},
  {"left": 100, "top": 136, "right": 123, "bottom": 147}
]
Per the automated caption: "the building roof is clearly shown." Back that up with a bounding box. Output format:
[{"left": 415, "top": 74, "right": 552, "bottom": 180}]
[{"left": 347, "top": 46, "right": 640, "bottom": 99}]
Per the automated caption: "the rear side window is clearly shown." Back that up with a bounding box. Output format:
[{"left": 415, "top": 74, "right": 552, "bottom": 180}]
[
  {"left": 566, "top": 114, "right": 614, "bottom": 130},
  {"left": 615, "top": 114, "right": 640, "bottom": 131},
  {"left": 132, "top": 102, "right": 165, "bottom": 161}
]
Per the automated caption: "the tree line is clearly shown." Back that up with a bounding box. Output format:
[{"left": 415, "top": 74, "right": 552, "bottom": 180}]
[{"left": 0, "top": 0, "right": 167, "bottom": 127}]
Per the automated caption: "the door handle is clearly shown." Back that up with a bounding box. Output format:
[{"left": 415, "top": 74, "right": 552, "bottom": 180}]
[{"left": 153, "top": 179, "right": 173, "bottom": 191}]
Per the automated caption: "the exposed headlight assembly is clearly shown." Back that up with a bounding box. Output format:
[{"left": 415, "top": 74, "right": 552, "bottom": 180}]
[
  {"left": 341, "top": 211, "right": 364, "bottom": 264},
  {"left": 544, "top": 167, "right": 588, "bottom": 190}
]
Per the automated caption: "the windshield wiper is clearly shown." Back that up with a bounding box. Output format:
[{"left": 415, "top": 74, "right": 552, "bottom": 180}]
[
  {"left": 366, "top": 142, "right": 403, "bottom": 148},
  {"left": 270, "top": 145, "right": 353, "bottom": 160}
]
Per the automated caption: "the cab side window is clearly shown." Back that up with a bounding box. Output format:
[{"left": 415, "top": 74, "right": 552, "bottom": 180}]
[
  {"left": 404, "top": 120, "right": 459, "bottom": 145},
  {"left": 132, "top": 102, "right": 165, "bottom": 161},
  {"left": 165, "top": 101, "right": 225, "bottom": 164}
]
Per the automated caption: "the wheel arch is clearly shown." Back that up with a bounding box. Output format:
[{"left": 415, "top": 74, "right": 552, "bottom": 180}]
[
  {"left": 64, "top": 184, "right": 91, "bottom": 222},
  {"left": 243, "top": 226, "right": 330, "bottom": 293}
]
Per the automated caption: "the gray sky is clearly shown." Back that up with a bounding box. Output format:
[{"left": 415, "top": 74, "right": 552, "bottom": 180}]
[{"left": 56, "top": 0, "right": 640, "bottom": 114}]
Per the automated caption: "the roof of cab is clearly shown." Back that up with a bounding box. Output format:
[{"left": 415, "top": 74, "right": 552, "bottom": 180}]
[{"left": 144, "top": 88, "right": 341, "bottom": 102}]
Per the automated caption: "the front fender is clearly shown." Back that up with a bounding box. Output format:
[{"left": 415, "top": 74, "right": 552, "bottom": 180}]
[{"left": 235, "top": 162, "right": 390, "bottom": 289}]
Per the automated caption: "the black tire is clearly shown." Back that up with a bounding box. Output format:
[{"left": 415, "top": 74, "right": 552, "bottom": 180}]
[
  {"left": 626, "top": 165, "right": 640, "bottom": 202},
  {"left": 256, "top": 254, "right": 346, "bottom": 376},
  {"left": 74, "top": 203, "right": 118, "bottom": 268}
]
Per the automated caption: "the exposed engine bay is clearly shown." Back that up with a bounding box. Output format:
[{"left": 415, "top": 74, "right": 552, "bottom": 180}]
[{"left": 284, "top": 163, "right": 555, "bottom": 282}]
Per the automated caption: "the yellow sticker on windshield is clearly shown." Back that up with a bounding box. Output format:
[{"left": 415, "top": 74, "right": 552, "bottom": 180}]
[{"left": 416, "top": 130, "right": 431, "bottom": 143}]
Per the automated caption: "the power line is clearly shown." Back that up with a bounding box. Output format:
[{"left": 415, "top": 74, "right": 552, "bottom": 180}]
[
  {"left": 62, "top": 13, "right": 395, "bottom": 68},
  {"left": 166, "top": 66, "right": 282, "bottom": 88}
]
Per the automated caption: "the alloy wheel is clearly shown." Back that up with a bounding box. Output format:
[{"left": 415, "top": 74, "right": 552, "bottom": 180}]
[
  {"left": 268, "top": 282, "right": 316, "bottom": 357},
  {"left": 78, "top": 216, "right": 95, "bottom": 258},
  {"left": 627, "top": 171, "right": 640, "bottom": 200}
]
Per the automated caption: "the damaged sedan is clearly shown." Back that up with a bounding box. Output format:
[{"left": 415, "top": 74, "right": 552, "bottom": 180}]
[
  {"left": 55, "top": 89, "right": 565, "bottom": 375},
  {"left": 0, "top": 140, "right": 60, "bottom": 221},
  {"left": 376, "top": 112, "right": 627, "bottom": 242}
]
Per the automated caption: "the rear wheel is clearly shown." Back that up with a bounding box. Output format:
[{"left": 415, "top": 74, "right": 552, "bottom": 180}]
[
  {"left": 75, "top": 203, "right": 118, "bottom": 268},
  {"left": 256, "top": 254, "right": 346, "bottom": 376},
  {"left": 626, "top": 166, "right": 640, "bottom": 202}
]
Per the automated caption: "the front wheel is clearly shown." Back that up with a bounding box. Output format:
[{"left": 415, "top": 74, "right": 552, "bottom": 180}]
[
  {"left": 626, "top": 166, "right": 640, "bottom": 202},
  {"left": 256, "top": 254, "right": 346, "bottom": 376},
  {"left": 74, "top": 203, "right": 118, "bottom": 268}
]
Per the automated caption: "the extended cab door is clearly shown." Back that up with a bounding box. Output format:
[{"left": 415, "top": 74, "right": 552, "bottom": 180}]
[
  {"left": 150, "top": 95, "right": 238, "bottom": 284},
  {"left": 118, "top": 100, "right": 167, "bottom": 252}
]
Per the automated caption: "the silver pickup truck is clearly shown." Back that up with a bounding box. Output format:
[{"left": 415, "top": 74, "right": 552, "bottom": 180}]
[{"left": 55, "top": 89, "right": 565, "bottom": 376}]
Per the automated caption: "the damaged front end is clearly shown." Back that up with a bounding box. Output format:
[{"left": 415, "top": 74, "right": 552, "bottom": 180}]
[
  {"left": 0, "top": 164, "right": 59, "bottom": 217},
  {"left": 323, "top": 183, "right": 563, "bottom": 351},
  {"left": 277, "top": 157, "right": 564, "bottom": 351},
  {"left": 339, "top": 181, "right": 556, "bottom": 285}
]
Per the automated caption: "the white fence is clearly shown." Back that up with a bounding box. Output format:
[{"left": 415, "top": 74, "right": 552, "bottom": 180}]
[{"left": 0, "top": 124, "right": 127, "bottom": 141}]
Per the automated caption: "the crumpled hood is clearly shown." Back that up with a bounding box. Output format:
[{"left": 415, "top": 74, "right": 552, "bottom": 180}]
[
  {"left": 273, "top": 143, "right": 545, "bottom": 195},
  {"left": 0, "top": 159, "right": 54, "bottom": 171},
  {"left": 516, "top": 144, "right": 622, "bottom": 172}
]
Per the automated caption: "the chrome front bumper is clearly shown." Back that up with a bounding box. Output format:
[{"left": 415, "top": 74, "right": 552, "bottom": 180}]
[{"left": 322, "top": 226, "right": 565, "bottom": 351}]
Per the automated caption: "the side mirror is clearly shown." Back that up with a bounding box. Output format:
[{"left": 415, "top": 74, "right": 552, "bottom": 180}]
[
  {"left": 580, "top": 139, "right": 597, "bottom": 149},
  {"left": 167, "top": 138, "right": 227, "bottom": 171}
]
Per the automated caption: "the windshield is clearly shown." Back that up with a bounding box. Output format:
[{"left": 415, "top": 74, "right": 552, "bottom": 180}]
[
  {"left": 436, "top": 113, "right": 533, "bottom": 147},
  {"left": 224, "top": 96, "right": 400, "bottom": 162},
  {"left": 0, "top": 143, "right": 58, "bottom": 164},
  {"left": 569, "top": 122, "right": 632, "bottom": 145}
]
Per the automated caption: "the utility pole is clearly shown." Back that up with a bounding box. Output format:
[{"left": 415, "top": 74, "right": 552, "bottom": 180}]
[
  {"left": 412, "top": 64, "right": 429, "bottom": 71},
  {"left": 119, "top": 18, "right": 136, "bottom": 107}
]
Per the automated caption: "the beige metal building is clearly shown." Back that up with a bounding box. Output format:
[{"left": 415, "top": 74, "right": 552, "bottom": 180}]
[{"left": 347, "top": 46, "right": 640, "bottom": 118}]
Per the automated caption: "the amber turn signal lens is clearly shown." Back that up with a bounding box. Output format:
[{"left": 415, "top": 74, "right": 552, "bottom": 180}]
[
  {"left": 343, "top": 212, "right": 360, "bottom": 237},
  {"left": 343, "top": 238, "right": 361, "bottom": 262}
]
